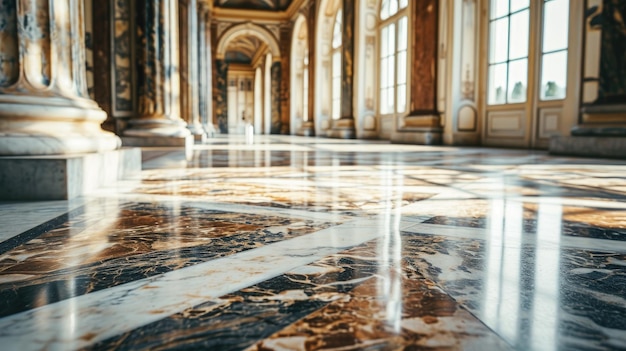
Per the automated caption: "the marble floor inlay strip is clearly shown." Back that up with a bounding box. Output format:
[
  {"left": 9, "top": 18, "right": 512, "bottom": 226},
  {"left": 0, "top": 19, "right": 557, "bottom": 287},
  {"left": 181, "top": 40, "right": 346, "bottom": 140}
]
[
  {"left": 0, "top": 218, "right": 387, "bottom": 350},
  {"left": 403, "top": 223, "right": 626, "bottom": 253}
]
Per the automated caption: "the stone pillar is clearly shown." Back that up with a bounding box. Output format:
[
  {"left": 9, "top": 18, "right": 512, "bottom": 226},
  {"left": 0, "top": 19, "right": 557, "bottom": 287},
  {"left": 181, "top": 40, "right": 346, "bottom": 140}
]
[
  {"left": 391, "top": 0, "right": 442, "bottom": 145},
  {"left": 0, "top": 0, "right": 121, "bottom": 155},
  {"left": 298, "top": 0, "right": 316, "bottom": 137},
  {"left": 329, "top": 0, "right": 356, "bottom": 139},
  {"left": 550, "top": 0, "right": 626, "bottom": 158},
  {"left": 279, "top": 24, "right": 292, "bottom": 135},
  {"left": 122, "top": 0, "right": 192, "bottom": 147},
  {"left": 197, "top": 1, "right": 213, "bottom": 136},
  {"left": 179, "top": 0, "right": 206, "bottom": 142},
  {"left": 271, "top": 61, "right": 282, "bottom": 134},
  {"left": 214, "top": 59, "right": 228, "bottom": 134}
]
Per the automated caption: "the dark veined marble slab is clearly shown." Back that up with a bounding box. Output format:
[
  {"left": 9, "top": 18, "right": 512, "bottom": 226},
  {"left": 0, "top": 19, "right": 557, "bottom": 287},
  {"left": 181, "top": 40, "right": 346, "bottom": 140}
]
[
  {"left": 0, "top": 201, "right": 335, "bottom": 319},
  {"left": 83, "top": 242, "right": 383, "bottom": 351},
  {"left": 85, "top": 239, "right": 510, "bottom": 351},
  {"left": 401, "top": 232, "right": 626, "bottom": 350}
]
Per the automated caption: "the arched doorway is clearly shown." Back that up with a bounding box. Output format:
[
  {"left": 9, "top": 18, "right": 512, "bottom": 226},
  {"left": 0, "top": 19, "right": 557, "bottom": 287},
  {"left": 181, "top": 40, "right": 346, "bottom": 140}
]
[{"left": 215, "top": 23, "right": 281, "bottom": 134}]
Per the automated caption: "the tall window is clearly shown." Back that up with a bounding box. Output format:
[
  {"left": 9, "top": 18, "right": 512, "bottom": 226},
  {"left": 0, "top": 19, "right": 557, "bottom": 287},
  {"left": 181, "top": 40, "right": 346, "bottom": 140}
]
[
  {"left": 303, "top": 54, "right": 309, "bottom": 121},
  {"left": 540, "top": 0, "right": 569, "bottom": 100},
  {"left": 331, "top": 9, "right": 342, "bottom": 120},
  {"left": 379, "top": 0, "right": 408, "bottom": 115},
  {"left": 487, "top": 0, "right": 569, "bottom": 105},
  {"left": 487, "top": 0, "right": 530, "bottom": 105}
]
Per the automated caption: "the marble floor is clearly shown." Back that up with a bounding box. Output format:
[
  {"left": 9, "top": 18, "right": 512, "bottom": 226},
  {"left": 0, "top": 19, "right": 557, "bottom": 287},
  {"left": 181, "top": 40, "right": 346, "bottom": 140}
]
[{"left": 1, "top": 135, "right": 625, "bottom": 351}]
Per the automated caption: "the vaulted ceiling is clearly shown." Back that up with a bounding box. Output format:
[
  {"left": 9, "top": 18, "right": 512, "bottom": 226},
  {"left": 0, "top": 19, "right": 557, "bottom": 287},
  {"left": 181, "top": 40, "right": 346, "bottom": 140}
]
[
  {"left": 214, "top": 0, "right": 294, "bottom": 11},
  {"left": 224, "top": 36, "right": 265, "bottom": 64}
]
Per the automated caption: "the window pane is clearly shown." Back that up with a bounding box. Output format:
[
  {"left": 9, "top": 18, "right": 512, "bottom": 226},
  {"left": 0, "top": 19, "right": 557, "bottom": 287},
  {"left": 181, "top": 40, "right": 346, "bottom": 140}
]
[
  {"left": 540, "top": 51, "right": 568, "bottom": 100},
  {"left": 387, "top": 53, "right": 395, "bottom": 88},
  {"left": 399, "top": 0, "right": 408, "bottom": 9},
  {"left": 380, "top": 87, "right": 389, "bottom": 114},
  {"left": 387, "top": 87, "right": 395, "bottom": 113},
  {"left": 543, "top": 0, "right": 569, "bottom": 52},
  {"left": 398, "top": 16, "right": 408, "bottom": 51},
  {"left": 332, "top": 10, "right": 342, "bottom": 48},
  {"left": 509, "top": 10, "right": 529, "bottom": 60},
  {"left": 489, "top": 17, "right": 509, "bottom": 63},
  {"left": 490, "top": 0, "right": 509, "bottom": 19},
  {"left": 387, "top": 23, "right": 396, "bottom": 59},
  {"left": 508, "top": 59, "right": 528, "bottom": 103},
  {"left": 397, "top": 84, "right": 406, "bottom": 113},
  {"left": 488, "top": 63, "right": 508, "bottom": 105},
  {"left": 510, "top": 0, "right": 529, "bottom": 12},
  {"left": 380, "top": 57, "right": 388, "bottom": 88},
  {"left": 381, "top": 0, "right": 389, "bottom": 20},
  {"left": 389, "top": 0, "right": 398, "bottom": 17},
  {"left": 381, "top": 26, "right": 389, "bottom": 57},
  {"left": 397, "top": 51, "right": 406, "bottom": 85}
]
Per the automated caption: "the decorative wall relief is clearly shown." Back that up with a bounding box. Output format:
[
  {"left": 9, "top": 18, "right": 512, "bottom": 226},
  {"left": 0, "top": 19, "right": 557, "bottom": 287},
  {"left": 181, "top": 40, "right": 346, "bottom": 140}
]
[
  {"left": 215, "top": 59, "right": 228, "bottom": 133},
  {"left": 271, "top": 61, "right": 282, "bottom": 134},
  {"left": 0, "top": 1, "right": 18, "bottom": 88},
  {"left": 113, "top": 0, "right": 134, "bottom": 114}
]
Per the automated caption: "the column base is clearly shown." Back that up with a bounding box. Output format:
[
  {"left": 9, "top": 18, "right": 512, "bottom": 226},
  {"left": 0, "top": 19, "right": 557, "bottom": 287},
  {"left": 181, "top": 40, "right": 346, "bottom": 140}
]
[
  {"left": 121, "top": 135, "right": 194, "bottom": 148},
  {"left": 391, "top": 128, "right": 443, "bottom": 145},
  {"left": 327, "top": 119, "right": 356, "bottom": 139},
  {"left": 0, "top": 148, "right": 141, "bottom": 200},
  {"left": 549, "top": 136, "right": 626, "bottom": 159},
  {"left": 296, "top": 122, "right": 315, "bottom": 137}
]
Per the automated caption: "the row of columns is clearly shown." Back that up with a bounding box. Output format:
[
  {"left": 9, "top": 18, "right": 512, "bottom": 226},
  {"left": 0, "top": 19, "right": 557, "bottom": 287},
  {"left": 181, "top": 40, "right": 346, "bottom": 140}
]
[{"left": 0, "top": 0, "right": 213, "bottom": 156}]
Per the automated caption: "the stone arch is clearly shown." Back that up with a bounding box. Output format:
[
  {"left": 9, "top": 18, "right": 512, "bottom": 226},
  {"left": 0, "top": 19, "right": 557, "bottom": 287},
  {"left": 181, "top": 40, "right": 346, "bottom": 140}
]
[{"left": 216, "top": 22, "right": 281, "bottom": 60}]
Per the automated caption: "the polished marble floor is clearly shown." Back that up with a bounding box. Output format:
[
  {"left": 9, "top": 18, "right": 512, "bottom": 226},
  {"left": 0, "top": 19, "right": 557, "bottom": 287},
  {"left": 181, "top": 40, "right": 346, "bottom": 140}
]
[{"left": 1, "top": 135, "right": 625, "bottom": 350}]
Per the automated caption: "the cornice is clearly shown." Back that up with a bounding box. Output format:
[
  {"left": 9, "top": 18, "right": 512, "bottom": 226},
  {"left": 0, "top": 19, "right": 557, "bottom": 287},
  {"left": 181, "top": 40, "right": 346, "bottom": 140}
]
[{"left": 210, "top": 0, "right": 306, "bottom": 22}]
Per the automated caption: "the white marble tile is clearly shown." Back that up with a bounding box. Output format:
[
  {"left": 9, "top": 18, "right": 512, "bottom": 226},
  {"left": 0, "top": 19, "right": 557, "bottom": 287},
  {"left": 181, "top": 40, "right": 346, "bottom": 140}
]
[
  {"left": 0, "top": 218, "right": 387, "bottom": 350},
  {"left": 0, "top": 199, "right": 88, "bottom": 243}
]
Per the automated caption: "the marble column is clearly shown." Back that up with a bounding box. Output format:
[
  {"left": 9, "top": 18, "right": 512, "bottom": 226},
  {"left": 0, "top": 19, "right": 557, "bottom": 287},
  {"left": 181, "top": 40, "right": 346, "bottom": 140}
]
[
  {"left": 214, "top": 59, "right": 228, "bottom": 134},
  {"left": 550, "top": 0, "right": 626, "bottom": 158},
  {"left": 0, "top": 0, "right": 121, "bottom": 155},
  {"left": 179, "top": 0, "right": 206, "bottom": 142},
  {"left": 197, "top": 1, "right": 212, "bottom": 136},
  {"left": 279, "top": 24, "right": 292, "bottom": 135},
  {"left": 329, "top": 0, "right": 356, "bottom": 139},
  {"left": 122, "top": 0, "right": 192, "bottom": 147},
  {"left": 271, "top": 61, "right": 282, "bottom": 134},
  {"left": 391, "top": 0, "right": 442, "bottom": 145},
  {"left": 297, "top": 0, "right": 316, "bottom": 137}
]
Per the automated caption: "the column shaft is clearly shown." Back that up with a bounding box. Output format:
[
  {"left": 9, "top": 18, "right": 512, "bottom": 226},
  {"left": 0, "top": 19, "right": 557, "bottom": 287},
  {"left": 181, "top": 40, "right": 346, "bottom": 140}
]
[{"left": 123, "top": 0, "right": 190, "bottom": 139}]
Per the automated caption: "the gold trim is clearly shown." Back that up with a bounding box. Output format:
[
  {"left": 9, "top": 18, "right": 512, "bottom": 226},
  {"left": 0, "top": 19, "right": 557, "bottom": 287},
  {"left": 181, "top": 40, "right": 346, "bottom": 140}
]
[{"left": 211, "top": 0, "right": 306, "bottom": 22}]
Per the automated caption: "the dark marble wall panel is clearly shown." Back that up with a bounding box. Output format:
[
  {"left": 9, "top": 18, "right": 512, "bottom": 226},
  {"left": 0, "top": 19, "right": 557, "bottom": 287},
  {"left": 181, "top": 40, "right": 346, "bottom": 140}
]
[
  {"left": 215, "top": 59, "right": 228, "bottom": 133},
  {"left": 271, "top": 61, "right": 282, "bottom": 134},
  {"left": 341, "top": 0, "right": 355, "bottom": 119},
  {"left": 598, "top": 0, "right": 626, "bottom": 104},
  {"left": 0, "top": 1, "right": 18, "bottom": 88},
  {"left": 410, "top": 0, "right": 438, "bottom": 114},
  {"left": 113, "top": 0, "right": 134, "bottom": 115}
]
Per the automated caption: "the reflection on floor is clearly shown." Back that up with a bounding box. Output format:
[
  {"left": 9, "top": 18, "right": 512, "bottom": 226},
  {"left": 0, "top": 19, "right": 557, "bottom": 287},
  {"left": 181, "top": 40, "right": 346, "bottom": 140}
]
[{"left": 1, "top": 135, "right": 625, "bottom": 350}]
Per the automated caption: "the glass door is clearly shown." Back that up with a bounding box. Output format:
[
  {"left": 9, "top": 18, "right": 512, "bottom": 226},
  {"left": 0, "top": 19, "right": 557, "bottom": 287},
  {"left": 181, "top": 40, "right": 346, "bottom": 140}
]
[{"left": 482, "top": 0, "right": 571, "bottom": 148}]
